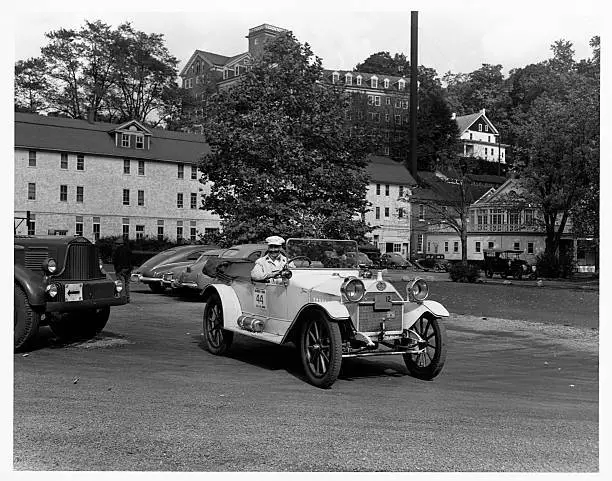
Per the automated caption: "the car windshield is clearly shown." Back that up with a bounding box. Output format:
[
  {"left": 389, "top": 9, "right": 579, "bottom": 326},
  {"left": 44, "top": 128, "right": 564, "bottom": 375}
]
[{"left": 286, "top": 239, "right": 360, "bottom": 268}]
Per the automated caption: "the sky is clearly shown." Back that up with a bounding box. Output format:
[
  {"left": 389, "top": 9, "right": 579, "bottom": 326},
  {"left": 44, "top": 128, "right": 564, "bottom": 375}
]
[{"left": 8, "top": 0, "right": 603, "bottom": 79}]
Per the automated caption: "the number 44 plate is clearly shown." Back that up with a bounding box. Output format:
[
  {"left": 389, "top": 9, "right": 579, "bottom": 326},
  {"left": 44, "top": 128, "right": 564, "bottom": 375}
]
[{"left": 65, "top": 283, "right": 83, "bottom": 302}]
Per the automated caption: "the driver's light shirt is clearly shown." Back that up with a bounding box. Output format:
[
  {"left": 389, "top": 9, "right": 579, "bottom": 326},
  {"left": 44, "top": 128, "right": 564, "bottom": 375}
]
[{"left": 251, "top": 254, "right": 287, "bottom": 281}]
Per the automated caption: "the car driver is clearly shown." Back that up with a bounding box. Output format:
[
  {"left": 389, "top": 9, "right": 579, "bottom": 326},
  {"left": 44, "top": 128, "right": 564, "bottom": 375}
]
[{"left": 251, "top": 236, "right": 288, "bottom": 282}]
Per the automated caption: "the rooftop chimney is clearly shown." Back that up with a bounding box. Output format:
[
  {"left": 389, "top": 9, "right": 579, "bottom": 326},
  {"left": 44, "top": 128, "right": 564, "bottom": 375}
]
[{"left": 480, "top": 108, "right": 486, "bottom": 115}]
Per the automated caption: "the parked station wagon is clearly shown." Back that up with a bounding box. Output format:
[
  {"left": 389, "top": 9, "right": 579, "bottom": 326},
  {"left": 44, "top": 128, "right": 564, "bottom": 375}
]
[
  {"left": 201, "top": 238, "right": 449, "bottom": 388},
  {"left": 14, "top": 235, "right": 126, "bottom": 350}
]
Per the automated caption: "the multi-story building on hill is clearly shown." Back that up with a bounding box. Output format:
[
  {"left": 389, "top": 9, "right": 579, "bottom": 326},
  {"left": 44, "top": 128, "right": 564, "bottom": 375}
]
[
  {"left": 14, "top": 113, "right": 221, "bottom": 242},
  {"left": 319, "top": 70, "right": 411, "bottom": 158},
  {"left": 454, "top": 109, "right": 508, "bottom": 164},
  {"left": 179, "top": 24, "right": 287, "bottom": 102}
]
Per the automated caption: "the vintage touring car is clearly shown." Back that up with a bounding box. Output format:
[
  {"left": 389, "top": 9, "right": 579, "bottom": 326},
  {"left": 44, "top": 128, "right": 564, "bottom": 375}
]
[
  {"left": 201, "top": 238, "right": 449, "bottom": 388},
  {"left": 14, "top": 235, "right": 127, "bottom": 350}
]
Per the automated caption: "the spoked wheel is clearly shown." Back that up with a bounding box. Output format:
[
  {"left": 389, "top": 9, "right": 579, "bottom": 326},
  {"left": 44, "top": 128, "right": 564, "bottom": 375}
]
[
  {"left": 299, "top": 314, "right": 342, "bottom": 388},
  {"left": 202, "top": 294, "right": 233, "bottom": 355},
  {"left": 403, "top": 314, "right": 447, "bottom": 380}
]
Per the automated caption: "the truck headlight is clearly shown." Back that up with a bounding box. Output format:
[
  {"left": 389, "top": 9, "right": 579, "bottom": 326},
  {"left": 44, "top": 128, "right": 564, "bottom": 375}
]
[
  {"left": 341, "top": 277, "right": 365, "bottom": 302},
  {"left": 45, "top": 283, "right": 58, "bottom": 298},
  {"left": 43, "top": 258, "right": 57, "bottom": 274},
  {"left": 115, "top": 280, "right": 124, "bottom": 293},
  {"left": 407, "top": 278, "right": 429, "bottom": 302}
]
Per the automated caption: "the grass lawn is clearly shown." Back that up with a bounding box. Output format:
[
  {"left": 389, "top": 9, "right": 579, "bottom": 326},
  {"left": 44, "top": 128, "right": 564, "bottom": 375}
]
[{"left": 390, "top": 280, "right": 598, "bottom": 330}]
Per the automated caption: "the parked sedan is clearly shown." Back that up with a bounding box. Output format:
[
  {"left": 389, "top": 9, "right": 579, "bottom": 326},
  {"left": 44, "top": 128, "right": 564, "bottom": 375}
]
[
  {"left": 133, "top": 245, "right": 217, "bottom": 293},
  {"left": 379, "top": 252, "right": 410, "bottom": 269},
  {"left": 172, "top": 249, "right": 226, "bottom": 294}
]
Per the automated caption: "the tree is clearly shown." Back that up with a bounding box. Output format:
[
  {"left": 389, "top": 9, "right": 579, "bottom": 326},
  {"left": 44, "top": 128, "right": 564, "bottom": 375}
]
[
  {"left": 200, "top": 32, "right": 371, "bottom": 245},
  {"left": 108, "top": 23, "right": 181, "bottom": 124},
  {"left": 17, "top": 19, "right": 180, "bottom": 123},
  {"left": 513, "top": 73, "right": 599, "bottom": 256},
  {"left": 355, "top": 51, "right": 409, "bottom": 76},
  {"left": 40, "top": 20, "right": 118, "bottom": 119},
  {"left": 15, "top": 58, "right": 49, "bottom": 113}
]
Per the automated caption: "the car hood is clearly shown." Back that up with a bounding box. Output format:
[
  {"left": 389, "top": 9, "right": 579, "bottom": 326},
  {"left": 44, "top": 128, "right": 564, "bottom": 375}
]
[{"left": 288, "top": 269, "right": 395, "bottom": 298}]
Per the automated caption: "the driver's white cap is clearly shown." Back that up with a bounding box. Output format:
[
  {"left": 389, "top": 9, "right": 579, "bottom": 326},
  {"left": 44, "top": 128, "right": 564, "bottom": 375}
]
[{"left": 265, "top": 235, "right": 285, "bottom": 246}]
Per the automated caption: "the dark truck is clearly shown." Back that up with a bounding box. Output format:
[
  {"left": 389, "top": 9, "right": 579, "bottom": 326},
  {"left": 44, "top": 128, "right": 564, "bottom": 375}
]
[{"left": 14, "top": 235, "right": 127, "bottom": 350}]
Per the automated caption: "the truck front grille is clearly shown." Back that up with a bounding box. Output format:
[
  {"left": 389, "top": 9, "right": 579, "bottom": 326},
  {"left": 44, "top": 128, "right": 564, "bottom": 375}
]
[{"left": 56, "top": 243, "right": 104, "bottom": 281}]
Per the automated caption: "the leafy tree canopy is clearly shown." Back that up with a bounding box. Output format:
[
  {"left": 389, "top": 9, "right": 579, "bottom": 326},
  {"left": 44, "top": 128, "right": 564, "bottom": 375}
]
[
  {"left": 15, "top": 19, "right": 184, "bottom": 126},
  {"left": 355, "top": 51, "right": 409, "bottom": 75},
  {"left": 200, "top": 32, "right": 372, "bottom": 245}
]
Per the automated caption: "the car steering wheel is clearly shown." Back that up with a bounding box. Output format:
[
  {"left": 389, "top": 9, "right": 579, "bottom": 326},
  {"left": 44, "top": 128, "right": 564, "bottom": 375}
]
[{"left": 287, "top": 256, "right": 312, "bottom": 267}]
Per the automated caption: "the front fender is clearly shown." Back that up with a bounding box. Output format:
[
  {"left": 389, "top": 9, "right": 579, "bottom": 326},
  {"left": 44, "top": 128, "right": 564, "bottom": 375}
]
[
  {"left": 281, "top": 301, "right": 350, "bottom": 344},
  {"left": 202, "top": 284, "right": 242, "bottom": 328},
  {"left": 14, "top": 264, "right": 46, "bottom": 307},
  {"left": 296, "top": 301, "right": 350, "bottom": 321},
  {"left": 403, "top": 300, "right": 449, "bottom": 329}
]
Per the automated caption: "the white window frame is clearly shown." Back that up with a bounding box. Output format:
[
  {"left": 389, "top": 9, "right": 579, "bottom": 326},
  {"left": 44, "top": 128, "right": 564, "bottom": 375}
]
[
  {"left": 345, "top": 73, "right": 352, "bottom": 85},
  {"left": 138, "top": 189, "right": 145, "bottom": 206},
  {"left": 61, "top": 153, "right": 68, "bottom": 170},
  {"left": 356, "top": 75, "right": 362, "bottom": 86},
  {"left": 123, "top": 158, "right": 130, "bottom": 174},
  {"left": 332, "top": 72, "right": 339, "bottom": 84},
  {"left": 135, "top": 135, "right": 144, "bottom": 149},
  {"left": 384, "top": 78, "right": 389, "bottom": 89},
  {"left": 76, "top": 154, "right": 85, "bottom": 171},
  {"left": 398, "top": 79, "right": 405, "bottom": 90},
  {"left": 76, "top": 186, "right": 84, "bottom": 203},
  {"left": 371, "top": 76, "right": 378, "bottom": 88},
  {"left": 121, "top": 133, "right": 130, "bottom": 147},
  {"left": 138, "top": 160, "right": 145, "bottom": 176}
]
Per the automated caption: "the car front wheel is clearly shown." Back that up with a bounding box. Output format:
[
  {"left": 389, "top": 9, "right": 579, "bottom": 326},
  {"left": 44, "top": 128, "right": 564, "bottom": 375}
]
[
  {"left": 299, "top": 313, "right": 342, "bottom": 388},
  {"left": 404, "top": 314, "right": 447, "bottom": 380},
  {"left": 203, "top": 294, "right": 233, "bottom": 355},
  {"left": 149, "top": 283, "right": 165, "bottom": 293}
]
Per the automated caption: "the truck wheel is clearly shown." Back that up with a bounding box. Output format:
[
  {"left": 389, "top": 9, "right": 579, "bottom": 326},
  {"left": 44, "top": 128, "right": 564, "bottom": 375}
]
[
  {"left": 404, "top": 314, "right": 447, "bottom": 380},
  {"left": 14, "top": 283, "right": 41, "bottom": 351},
  {"left": 203, "top": 294, "right": 233, "bottom": 355},
  {"left": 299, "top": 313, "right": 342, "bottom": 388}
]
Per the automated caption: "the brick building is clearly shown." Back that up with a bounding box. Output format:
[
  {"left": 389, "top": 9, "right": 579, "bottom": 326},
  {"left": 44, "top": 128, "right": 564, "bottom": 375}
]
[{"left": 14, "top": 112, "right": 221, "bottom": 242}]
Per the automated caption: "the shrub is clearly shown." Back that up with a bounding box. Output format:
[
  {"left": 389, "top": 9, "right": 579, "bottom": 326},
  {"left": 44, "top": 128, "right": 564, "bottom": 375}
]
[
  {"left": 535, "top": 251, "right": 576, "bottom": 278},
  {"left": 449, "top": 262, "right": 480, "bottom": 283}
]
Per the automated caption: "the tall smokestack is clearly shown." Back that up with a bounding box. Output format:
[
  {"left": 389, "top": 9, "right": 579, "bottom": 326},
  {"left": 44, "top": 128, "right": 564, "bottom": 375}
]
[{"left": 409, "top": 11, "right": 418, "bottom": 179}]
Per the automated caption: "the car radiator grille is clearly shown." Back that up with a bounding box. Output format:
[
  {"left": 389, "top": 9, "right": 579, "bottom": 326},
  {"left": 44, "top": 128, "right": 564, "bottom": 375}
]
[
  {"left": 356, "top": 303, "right": 403, "bottom": 332},
  {"left": 56, "top": 243, "right": 104, "bottom": 281}
]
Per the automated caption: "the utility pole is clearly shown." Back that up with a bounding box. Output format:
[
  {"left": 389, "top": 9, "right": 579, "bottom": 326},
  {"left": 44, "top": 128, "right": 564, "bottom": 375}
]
[{"left": 409, "top": 11, "right": 418, "bottom": 179}]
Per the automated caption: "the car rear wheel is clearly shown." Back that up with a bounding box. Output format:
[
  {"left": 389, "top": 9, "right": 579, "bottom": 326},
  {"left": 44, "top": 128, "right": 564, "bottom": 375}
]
[
  {"left": 404, "top": 314, "right": 447, "bottom": 380},
  {"left": 14, "top": 283, "right": 41, "bottom": 351},
  {"left": 485, "top": 268, "right": 493, "bottom": 278},
  {"left": 203, "top": 294, "right": 233, "bottom": 355},
  {"left": 299, "top": 313, "right": 342, "bottom": 388},
  {"left": 514, "top": 269, "right": 523, "bottom": 280}
]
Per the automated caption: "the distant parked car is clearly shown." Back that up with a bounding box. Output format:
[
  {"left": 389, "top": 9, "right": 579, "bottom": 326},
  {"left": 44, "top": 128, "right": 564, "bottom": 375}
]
[
  {"left": 172, "top": 249, "right": 226, "bottom": 294},
  {"left": 380, "top": 252, "right": 410, "bottom": 269},
  {"left": 483, "top": 249, "right": 531, "bottom": 280},
  {"left": 133, "top": 245, "right": 217, "bottom": 293},
  {"left": 347, "top": 251, "right": 373, "bottom": 266}
]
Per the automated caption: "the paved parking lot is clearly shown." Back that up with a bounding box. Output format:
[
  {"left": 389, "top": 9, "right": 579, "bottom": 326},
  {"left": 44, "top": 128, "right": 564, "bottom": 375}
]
[{"left": 13, "top": 282, "right": 599, "bottom": 471}]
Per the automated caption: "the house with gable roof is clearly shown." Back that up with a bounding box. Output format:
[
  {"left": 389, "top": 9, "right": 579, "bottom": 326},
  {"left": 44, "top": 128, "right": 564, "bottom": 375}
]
[{"left": 454, "top": 109, "right": 508, "bottom": 164}]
